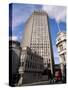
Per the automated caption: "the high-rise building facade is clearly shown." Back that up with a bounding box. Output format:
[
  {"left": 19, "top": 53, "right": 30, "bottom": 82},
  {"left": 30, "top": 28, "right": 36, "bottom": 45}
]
[{"left": 21, "top": 11, "right": 54, "bottom": 74}]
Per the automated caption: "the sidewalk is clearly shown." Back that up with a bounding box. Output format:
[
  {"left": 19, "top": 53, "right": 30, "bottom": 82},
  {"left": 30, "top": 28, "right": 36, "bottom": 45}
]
[{"left": 22, "top": 80, "right": 50, "bottom": 86}]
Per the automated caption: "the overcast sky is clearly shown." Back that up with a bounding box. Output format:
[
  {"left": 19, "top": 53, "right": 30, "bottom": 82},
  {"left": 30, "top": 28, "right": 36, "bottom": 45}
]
[{"left": 9, "top": 3, "right": 66, "bottom": 64}]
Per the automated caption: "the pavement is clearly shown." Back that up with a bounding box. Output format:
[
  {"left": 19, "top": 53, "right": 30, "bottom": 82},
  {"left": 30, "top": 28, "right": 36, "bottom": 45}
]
[
  {"left": 22, "top": 80, "right": 50, "bottom": 86},
  {"left": 22, "top": 80, "right": 65, "bottom": 86}
]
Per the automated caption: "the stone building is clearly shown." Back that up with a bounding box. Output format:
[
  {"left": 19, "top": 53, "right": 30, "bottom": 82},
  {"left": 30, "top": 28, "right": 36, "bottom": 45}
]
[
  {"left": 18, "top": 47, "right": 44, "bottom": 85},
  {"left": 9, "top": 39, "right": 21, "bottom": 86},
  {"left": 56, "top": 31, "right": 66, "bottom": 80}
]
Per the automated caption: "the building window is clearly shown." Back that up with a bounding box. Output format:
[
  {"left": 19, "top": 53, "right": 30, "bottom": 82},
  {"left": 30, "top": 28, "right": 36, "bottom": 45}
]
[
  {"left": 31, "top": 55, "right": 32, "bottom": 60},
  {"left": 48, "top": 63, "right": 50, "bottom": 68},
  {"left": 28, "top": 62, "right": 29, "bottom": 68},
  {"left": 59, "top": 45, "right": 63, "bottom": 51},
  {"left": 30, "top": 63, "right": 32, "bottom": 68},
  {"left": 63, "top": 54, "right": 66, "bottom": 62},
  {"left": 22, "top": 62, "right": 24, "bottom": 66}
]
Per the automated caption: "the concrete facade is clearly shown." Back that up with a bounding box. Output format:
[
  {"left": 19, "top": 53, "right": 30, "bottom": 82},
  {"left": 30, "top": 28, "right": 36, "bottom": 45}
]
[{"left": 21, "top": 11, "right": 54, "bottom": 74}]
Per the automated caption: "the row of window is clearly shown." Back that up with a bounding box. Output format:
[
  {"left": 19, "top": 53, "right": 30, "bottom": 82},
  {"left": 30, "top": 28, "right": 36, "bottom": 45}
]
[
  {"left": 32, "top": 31, "right": 48, "bottom": 34},
  {"left": 31, "top": 49, "right": 50, "bottom": 57},
  {"left": 31, "top": 37, "right": 48, "bottom": 40},
  {"left": 31, "top": 42, "right": 49, "bottom": 44},
  {"left": 31, "top": 34, "right": 49, "bottom": 38},
  {"left": 59, "top": 44, "right": 64, "bottom": 51},
  {"left": 32, "top": 29, "right": 48, "bottom": 34},
  {"left": 31, "top": 39, "right": 49, "bottom": 42},
  {"left": 33, "top": 16, "right": 47, "bottom": 24},
  {"left": 31, "top": 47, "right": 49, "bottom": 50},
  {"left": 32, "top": 34, "right": 48, "bottom": 38},
  {"left": 26, "top": 54, "right": 43, "bottom": 64},
  {"left": 30, "top": 44, "right": 50, "bottom": 47},
  {"left": 34, "top": 15, "right": 47, "bottom": 19},
  {"left": 33, "top": 22, "right": 47, "bottom": 26},
  {"left": 25, "top": 61, "right": 43, "bottom": 70},
  {"left": 31, "top": 39, "right": 49, "bottom": 43}
]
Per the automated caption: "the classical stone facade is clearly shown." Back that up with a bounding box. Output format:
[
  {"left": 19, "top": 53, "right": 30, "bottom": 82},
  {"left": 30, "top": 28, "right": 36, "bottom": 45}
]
[
  {"left": 9, "top": 40, "right": 21, "bottom": 86},
  {"left": 56, "top": 32, "right": 66, "bottom": 77},
  {"left": 18, "top": 47, "right": 44, "bottom": 85}
]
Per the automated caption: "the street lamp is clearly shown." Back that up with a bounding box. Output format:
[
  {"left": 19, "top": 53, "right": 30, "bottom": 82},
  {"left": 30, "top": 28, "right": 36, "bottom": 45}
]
[{"left": 17, "top": 49, "right": 26, "bottom": 86}]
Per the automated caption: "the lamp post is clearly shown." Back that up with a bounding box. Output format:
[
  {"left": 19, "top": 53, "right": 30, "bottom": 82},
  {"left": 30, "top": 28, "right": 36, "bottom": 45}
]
[
  {"left": 17, "top": 49, "right": 26, "bottom": 86},
  {"left": 17, "top": 66, "right": 24, "bottom": 86}
]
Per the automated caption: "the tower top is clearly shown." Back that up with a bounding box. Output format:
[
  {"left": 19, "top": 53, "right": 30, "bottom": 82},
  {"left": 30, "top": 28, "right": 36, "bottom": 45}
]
[
  {"left": 32, "top": 10, "right": 48, "bottom": 16},
  {"left": 56, "top": 31, "right": 66, "bottom": 46}
]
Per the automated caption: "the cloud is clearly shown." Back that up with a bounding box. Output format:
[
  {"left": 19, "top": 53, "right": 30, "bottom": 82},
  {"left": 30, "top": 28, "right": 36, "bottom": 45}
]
[
  {"left": 12, "top": 6, "right": 31, "bottom": 30},
  {"left": 12, "top": 4, "right": 39, "bottom": 30},
  {"left": 9, "top": 36, "right": 18, "bottom": 41},
  {"left": 42, "top": 5, "right": 66, "bottom": 22},
  {"left": 11, "top": 4, "right": 66, "bottom": 31}
]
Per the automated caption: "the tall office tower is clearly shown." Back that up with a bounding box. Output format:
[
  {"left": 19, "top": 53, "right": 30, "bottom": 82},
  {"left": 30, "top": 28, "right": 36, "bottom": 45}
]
[{"left": 21, "top": 11, "right": 54, "bottom": 74}]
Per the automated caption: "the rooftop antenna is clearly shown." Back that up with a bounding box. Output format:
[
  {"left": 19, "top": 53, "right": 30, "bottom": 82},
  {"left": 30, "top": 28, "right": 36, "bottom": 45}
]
[
  {"left": 34, "top": 7, "right": 42, "bottom": 12},
  {"left": 56, "top": 21, "right": 61, "bottom": 32}
]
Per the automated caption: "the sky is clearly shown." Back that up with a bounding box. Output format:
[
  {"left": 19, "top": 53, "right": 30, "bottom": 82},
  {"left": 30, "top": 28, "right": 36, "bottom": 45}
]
[{"left": 9, "top": 3, "right": 66, "bottom": 64}]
